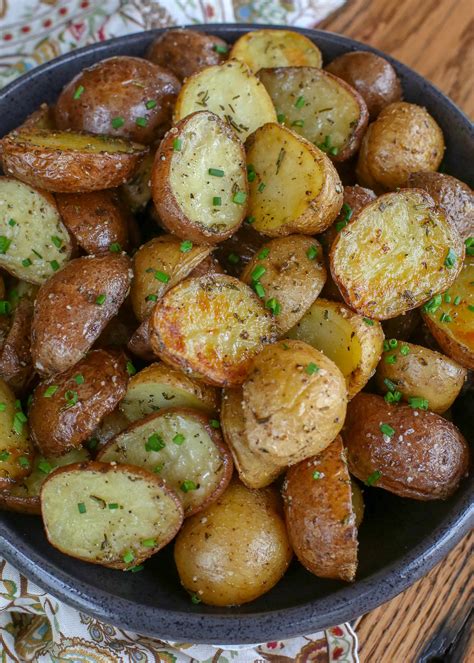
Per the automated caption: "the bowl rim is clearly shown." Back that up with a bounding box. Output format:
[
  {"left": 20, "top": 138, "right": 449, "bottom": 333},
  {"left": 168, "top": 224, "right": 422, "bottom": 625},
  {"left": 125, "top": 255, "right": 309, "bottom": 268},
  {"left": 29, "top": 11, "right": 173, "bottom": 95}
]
[{"left": 0, "top": 23, "right": 473, "bottom": 645}]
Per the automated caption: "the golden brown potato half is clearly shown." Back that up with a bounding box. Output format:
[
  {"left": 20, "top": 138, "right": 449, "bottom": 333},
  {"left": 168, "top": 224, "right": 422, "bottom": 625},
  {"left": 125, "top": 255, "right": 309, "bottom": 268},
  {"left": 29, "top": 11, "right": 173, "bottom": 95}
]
[
  {"left": 287, "top": 298, "right": 384, "bottom": 399},
  {"left": 41, "top": 461, "right": 183, "bottom": 569},
  {"left": 283, "top": 436, "right": 359, "bottom": 582},
  {"left": 120, "top": 149, "right": 155, "bottom": 213},
  {"left": 376, "top": 340, "right": 467, "bottom": 413},
  {"left": 242, "top": 340, "right": 347, "bottom": 466},
  {"left": 240, "top": 235, "right": 326, "bottom": 334},
  {"left": 55, "top": 190, "right": 131, "bottom": 255},
  {"left": 230, "top": 29, "right": 322, "bottom": 72},
  {"left": 421, "top": 255, "right": 474, "bottom": 369},
  {"left": 146, "top": 29, "right": 228, "bottom": 81},
  {"left": 31, "top": 253, "right": 132, "bottom": 376},
  {"left": 150, "top": 274, "right": 277, "bottom": 387},
  {"left": 54, "top": 56, "right": 180, "bottom": 145},
  {"left": 221, "top": 387, "right": 282, "bottom": 489},
  {"left": 356, "top": 102, "right": 445, "bottom": 191},
  {"left": 131, "top": 235, "right": 212, "bottom": 322},
  {"left": 29, "top": 350, "right": 128, "bottom": 457},
  {"left": 174, "top": 478, "right": 292, "bottom": 606},
  {"left": 330, "top": 190, "right": 465, "bottom": 320},
  {"left": 127, "top": 318, "right": 159, "bottom": 362},
  {"left": 0, "top": 448, "right": 89, "bottom": 515},
  {"left": 245, "top": 123, "right": 343, "bottom": 237},
  {"left": 0, "top": 178, "right": 72, "bottom": 284},
  {"left": 0, "top": 379, "right": 34, "bottom": 489},
  {"left": 326, "top": 51, "right": 402, "bottom": 119},
  {"left": 152, "top": 112, "right": 248, "bottom": 244},
  {"left": 98, "top": 408, "right": 233, "bottom": 518},
  {"left": 17, "top": 103, "right": 56, "bottom": 132},
  {"left": 342, "top": 393, "right": 469, "bottom": 500},
  {"left": 173, "top": 59, "right": 277, "bottom": 142},
  {"left": 0, "top": 294, "right": 35, "bottom": 395},
  {"left": 119, "top": 362, "right": 218, "bottom": 422},
  {"left": 1, "top": 130, "right": 148, "bottom": 193},
  {"left": 405, "top": 172, "right": 474, "bottom": 241},
  {"left": 258, "top": 67, "right": 369, "bottom": 161}
]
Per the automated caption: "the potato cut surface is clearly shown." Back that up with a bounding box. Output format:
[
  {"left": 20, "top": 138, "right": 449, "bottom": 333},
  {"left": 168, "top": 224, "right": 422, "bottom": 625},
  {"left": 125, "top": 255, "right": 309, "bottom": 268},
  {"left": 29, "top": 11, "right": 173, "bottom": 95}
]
[
  {"left": 0, "top": 378, "right": 34, "bottom": 489},
  {"left": 230, "top": 30, "right": 322, "bottom": 71}
]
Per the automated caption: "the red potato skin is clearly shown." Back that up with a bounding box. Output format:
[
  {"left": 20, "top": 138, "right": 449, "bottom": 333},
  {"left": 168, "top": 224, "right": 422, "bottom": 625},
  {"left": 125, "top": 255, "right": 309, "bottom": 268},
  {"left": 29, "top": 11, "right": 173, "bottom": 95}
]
[
  {"left": 54, "top": 57, "right": 181, "bottom": 145},
  {"left": 342, "top": 393, "right": 470, "bottom": 500},
  {"left": 0, "top": 296, "right": 35, "bottom": 395},
  {"left": 31, "top": 253, "right": 132, "bottom": 376},
  {"left": 282, "top": 436, "right": 358, "bottom": 582},
  {"left": 0, "top": 491, "right": 40, "bottom": 515},
  {"left": 29, "top": 350, "right": 129, "bottom": 457}
]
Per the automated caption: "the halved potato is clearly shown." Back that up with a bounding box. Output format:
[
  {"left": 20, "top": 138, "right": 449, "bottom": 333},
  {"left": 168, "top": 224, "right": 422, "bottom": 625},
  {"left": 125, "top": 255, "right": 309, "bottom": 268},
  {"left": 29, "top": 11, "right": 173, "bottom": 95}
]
[
  {"left": 173, "top": 59, "right": 277, "bottom": 142},
  {"left": 221, "top": 387, "right": 282, "bottom": 489},
  {"left": 0, "top": 448, "right": 89, "bottom": 515},
  {"left": 330, "top": 190, "right": 465, "bottom": 319},
  {"left": 245, "top": 123, "right": 343, "bottom": 236},
  {"left": 41, "top": 461, "right": 183, "bottom": 569},
  {"left": 0, "top": 293, "right": 35, "bottom": 395},
  {"left": 150, "top": 275, "right": 278, "bottom": 387},
  {"left": 240, "top": 235, "right": 326, "bottom": 333},
  {"left": 0, "top": 178, "right": 72, "bottom": 284},
  {"left": 287, "top": 298, "right": 384, "bottom": 398},
  {"left": 242, "top": 340, "right": 347, "bottom": 466},
  {"left": 119, "top": 362, "right": 218, "bottom": 422},
  {"left": 152, "top": 112, "right": 248, "bottom": 244},
  {"left": 258, "top": 67, "right": 368, "bottom": 161},
  {"left": 98, "top": 408, "right": 233, "bottom": 517},
  {"left": 376, "top": 340, "right": 467, "bottom": 413},
  {"left": 282, "top": 436, "right": 359, "bottom": 581},
  {"left": 230, "top": 29, "right": 322, "bottom": 72},
  {"left": 0, "top": 379, "right": 34, "bottom": 489},
  {"left": 131, "top": 235, "right": 212, "bottom": 322},
  {"left": 422, "top": 255, "right": 474, "bottom": 369},
  {"left": 1, "top": 130, "right": 148, "bottom": 193}
]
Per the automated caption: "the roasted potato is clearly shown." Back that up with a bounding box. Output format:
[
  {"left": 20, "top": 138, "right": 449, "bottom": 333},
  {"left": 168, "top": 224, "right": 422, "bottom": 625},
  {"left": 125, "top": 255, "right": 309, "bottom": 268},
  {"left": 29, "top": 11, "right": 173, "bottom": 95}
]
[
  {"left": 376, "top": 340, "right": 467, "bottom": 413},
  {"left": 131, "top": 235, "right": 212, "bottom": 322},
  {"left": 146, "top": 29, "right": 229, "bottom": 81},
  {"left": 174, "top": 478, "right": 292, "bottom": 606},
  {"left": 0, "top": 293, "right": 35, "bottom": 394},
  {"left": 31, "top": 253, "right": 132, "bottom": 375},
  {"left": 282, "top": 436, "right": 359, "bottom": 582},
  {"left": 173, "top": 59, "right": 277, "bottom": 142},
  {"left": 422, "top": 255, "right": 474, "bottom": 369},
  {"left": 405, "top": 172, "right": 474, "bottom": 241},
  {"left": 55, "top": 190, "right": 131, "bottom": 255},
  {"left": 150, "top": 274, "right": 277, "bottom": 387},
  {"left": 119, "top": 362, "right": 218, "bottom": 422},
  {"left": 287, "top": 298, "right": 384, "bottom": 398},
  {"left": 41, "top": 461, "right": 183, "bottom": 569},
  {"left": 0, "top": 448, "right": 89, "bottom": 515},
  {"left": 120, "top": 150, "right": 155, "bottom": 213},
  {"left": 319, "top": 184, "right": 377, "bottom": 251},
  {"left": 127, "top": 318, "right": 159, "bottom": 362},
  {"left": 0, "top": 178, "right": 71, "bottom": 284},
  {"left": 330, "top": 190, "right": 465, "bottom": 319},
  {"left": 0, "top": 379, "right": 34, "bottom": 489},
  {"left": 54, "top": 56, "right": 180, "bottom": 145},
  {"left": 214, "top": 222, "right": 262, "bottom": 276},
  {"left": 242, "top": 340, "right": 347, "bottom": 466},
  {"left": 245, "top": 123, "right": 343, "bottom": 236},
  {"left": 240, "top": 235, "right": 327, "bottom": 333},
  {"left": 152, "top": 112, "right": 248, "bottom": 244},
  {"left": 351, "top": 480, "right": 365, "bottom": 528},
  {"left": 258, "top": 67, "right": 369, "bottom": 161},
  {"left": 1, "top": 130, "right": 148, "bottom": 193},
  {"left": 326, "top": 51, "right": 402, "bottom": 119},
  {"left": 29, "top": 350, "right": 128, "bottom": 457},
  {"left": 342, "top": 393, "right": 470, "bottom": 500},
  {"left": 18, "top": 103, "right": 56, "bottom": 132},
  {"left": 98, "top": 408, "right": 233, "bottom": 517},
  {"left": 356, "top": 102, "right": 445, "bottom": 191},
  {"left": 230, "top": 29, "right": 322, "bottom": 72},
  {"left": 221, "top": 387, "right": 282, "bottom": 489}
]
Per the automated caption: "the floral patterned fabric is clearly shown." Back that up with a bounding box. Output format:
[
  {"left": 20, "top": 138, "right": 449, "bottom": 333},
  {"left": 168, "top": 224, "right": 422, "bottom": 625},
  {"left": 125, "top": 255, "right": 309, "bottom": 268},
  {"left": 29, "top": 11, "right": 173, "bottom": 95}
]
[{"left": 0, "top": 1, "right": 356, "bottom": 661}]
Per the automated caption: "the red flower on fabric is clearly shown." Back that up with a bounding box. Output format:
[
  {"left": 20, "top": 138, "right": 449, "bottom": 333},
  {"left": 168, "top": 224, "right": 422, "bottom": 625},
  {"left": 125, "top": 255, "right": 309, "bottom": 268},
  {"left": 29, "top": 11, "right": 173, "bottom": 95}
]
[
  {"left": 69, "top": 22, "right": 86, "bottom": 41},
  {"left": 332, "top": 646, "right": 344, "bottom": 660},
  {"left": 59, "top": 7, "right": 68, "bottom": 16},
  {"left": 43, "top": 19, "right": 52, "bottom": 28},
  {"left": 3, "top": 34, "right": 12, "bottom": 41},
  {"left": 97, "top": 26, "right": 107, "bottom": 42},
  {"left": 205, "top": 4, "right": 215, "bottom": 18},
  {"left": 266, "top": 641, "right": 279, "bottom": 649},
  {"left": 331, "top": 626, "right": 344, "bottom": 636}
]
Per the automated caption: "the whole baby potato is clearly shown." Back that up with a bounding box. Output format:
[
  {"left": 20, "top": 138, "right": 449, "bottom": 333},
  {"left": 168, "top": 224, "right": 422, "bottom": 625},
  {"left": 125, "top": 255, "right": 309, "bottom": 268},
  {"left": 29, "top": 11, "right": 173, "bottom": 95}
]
[
  {"left": 55, "top": 56, "right": 181, "bottom": 145},
  {"left": 174, "top": 479, "right": 292, "bottom": 606}
]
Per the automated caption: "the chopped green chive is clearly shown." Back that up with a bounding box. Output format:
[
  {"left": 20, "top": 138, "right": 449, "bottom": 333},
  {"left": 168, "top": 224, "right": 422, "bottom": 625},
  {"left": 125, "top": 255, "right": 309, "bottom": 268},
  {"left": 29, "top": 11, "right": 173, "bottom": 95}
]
[
  {"left": 247, "top": 164, "right": 256, "bottom": 182},
  {"left": 306, "top": 362, "right": 319, "bottom": 375},
  {"left": 444, "top": 248, "right": 457, "bottom": 268},
  {"left": 126, "top": 361, "right": 136, "bottom": 376},
  {"left": 173, "top": 138, "right": 182, "bottom": 151},
  {"left": 12, "top": 411, "right": 27, "bottom": 434},
  {"left": 210, "top": 419, "right": 220, "bottom": 429},
  {"left": 312, "top": 471, "right": 323, "bottom": 480},
  {"left": 155, "top": 271, "right": 170, "bottom": 283},
  {"left": 385, "top": 354, "right": 397, "bottom": 365},
  {"left": 108, "top": 503, "right": 119, "bottom": 509},
  {"left": 136, "top": 117, "right": 148, "bottom": 127},
  {"left": 385, "top": 390, "right": 402, "bottom": 404},
  {"left": 38, "top": 460, "right": 53, "bottom": 474},
  {"left": 258, "top": 182, "right": 266, "bottom": 193},
  {"left": 44, "top": 385, "right": 58, "bottom": 398},
  {"left": 380, "top": 423, "right": 395, "bottom": 437},
  {"left": 258, "top": 248, "right": 270, "bottom": 260},
  {"left": 306, "top": 245, "right": 318, "bottom": 260},
  {"left": 74, "top": 374, "right": 84, "bottom": 385},
  {"left": 22, "top": 258, "right": 32, "bottom": 267},
  {"left": 145, "top": 433, "right": 165, "bottom": 452},
  {"left": 388, "top": 339, "right": 398, "bottom": 349},
  {"left": 65, "top": 390, "right": 78, "bottom": 407},
  {"left": 180, "top": 240, "right": 193, "bottom": 253},
  {"left": 232, "top": 191, "right": 247, "bottom": 205},
  {"left": 453, "top": 295, "right": 461, "bottom": 306},
  {"left": 0, "top": 451, "right": 10, "bottom": 461},
  {"left": 227, "top": 253, "right": 240, "bottom": 265},
  {"left": 363, "top": 317, "right": 374, "bottom": 326},
  {"left": 111, "top": 116, "right": 125, "bottom": 129},
  {"left": 0, "top": 403, "right": 5, "bottom": 412},
  {"left": 212, "top": 196, "right": 222, "bottom": 206},
  {"left": 383, "top": 340, "right": 390, "bottom": 352},
  {"left": 50, "top": 260, "right": 60, "bottom": 271},
  {"left": 366, "top": 470, "right": 382, "bottom": 486},
  {"left": 266, "top": 298, "right": 281, "bottom": 315},
  {"left": 465, "top": 237, "right": 474, "bottom": 256},
  {"left": 439, "top": 312, "right": 452, "bottom": 323},
  {"left": 109, "top": 242, "right": 122, "bottom": 253},
  {"left": 245, "top": 216, "right": 255, "bottom": 225},
  {"left": 145, "top": 99, "right": 157, "bottom": 109},
  {"left": 51, "top": 236, "right": 62, "bottom": 248},
  {"left": 400, "top": 345, "right": 410, "bottom": 356},
  {"left": 213, "top": 43, "right": 229, "bottom": 54},
  {"left": 0, "top": 237, "right": 11, "bottom": 254},
  {"left": 251, "top": 265, "right": 266, "bottom": 282},
  {"left": 95, "top": 294, "right": 106, "bottom": 305},
  {"left": 191, "top": 593, "right": 201, "bottom": 604},
  {"left": 18, "top": 456, "right": 30, "bottom": 468},
  {"left": 73, "top": 85, "right": 85, "bottom": 100},
  {"left": 141, "top": 538, "right": 156, "bottom": 548},
  {"left": 291, "top": 119, "right": 304, "bottom": 127},
  {"left": 408, "top": 397, "right": 429, "bottom": 410},
  {"left": 154, "top": 464, "right": 164, "bottom": 473},
  {"left": 295, "top": 96, "right": 305, "bottom": 108},
  {"left": 123, "top": 550, "right": 135, "bottom": 564},
  {"left": 277, "top": 113, "right": 286, "bottom": 123},
  {"left": 383, "top": 378, "right": 397, "bottom": 392},
  {"left": 444, "top": 293, "right": 451, "bottom": 303},
  {"left": 254, "top": 282, "right": 265, "bottom": 298},
  {"left": 181, "top": 480, "right": 197, "bottom": 492},
  {"left": 335, "top": 203, "right": 353, "bottom": 232},
  {"left": 208, "top": 168, "right": 224, "bottom": 177},
  {"left": 173, "top": 433, "right": 185, "bottom": 445},
  {"left": 0, "top": 301, "right": 12, "bottom": 315},
  {"left": 77, "top": 502, "right": 87, "bottom": 514},
  {"left": 468, "top": 305, "right": 474, "bottom": 312},
  {"left": 146, "top": 294, "right": 158, "bottom": 302},
  {"left": 129, "top": 564, "right": 144, "bottom": 573},
  {"left": 8, "top": 218, "right": 16, "bottom": 227},
  {"left": 423, "top": 294, "right": 442, "bottom": 314}
]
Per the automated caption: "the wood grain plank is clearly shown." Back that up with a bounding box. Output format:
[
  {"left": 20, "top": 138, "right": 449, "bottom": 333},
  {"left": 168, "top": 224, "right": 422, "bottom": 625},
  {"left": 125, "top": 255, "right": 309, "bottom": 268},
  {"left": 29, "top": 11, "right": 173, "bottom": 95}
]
[
  {"left": 354, "top": 532, "right": 473, "bottom": 663},
  {"left": 319, "top": 0, "right": 474, "bottom": 117}
]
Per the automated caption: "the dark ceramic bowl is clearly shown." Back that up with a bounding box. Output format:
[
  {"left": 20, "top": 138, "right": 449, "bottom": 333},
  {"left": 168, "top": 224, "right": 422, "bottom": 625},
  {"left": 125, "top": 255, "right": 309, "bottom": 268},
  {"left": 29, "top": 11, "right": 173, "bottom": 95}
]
[{"left": 0, "top": 25, "right": 472, "bottom": 645}]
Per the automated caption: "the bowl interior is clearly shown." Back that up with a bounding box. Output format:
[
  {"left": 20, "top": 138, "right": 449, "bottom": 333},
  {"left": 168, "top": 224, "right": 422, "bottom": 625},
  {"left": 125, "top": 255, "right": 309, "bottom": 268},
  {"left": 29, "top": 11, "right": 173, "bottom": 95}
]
[{"left": 0, "top": 25, "right": 472, "bottom": 645}]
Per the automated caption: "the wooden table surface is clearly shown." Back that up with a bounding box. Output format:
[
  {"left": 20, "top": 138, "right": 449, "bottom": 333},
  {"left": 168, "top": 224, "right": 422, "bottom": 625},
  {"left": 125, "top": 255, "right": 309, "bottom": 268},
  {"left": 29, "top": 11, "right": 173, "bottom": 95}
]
[{"left": 319, "top": 2, "right": 473, "bottom": 660}]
